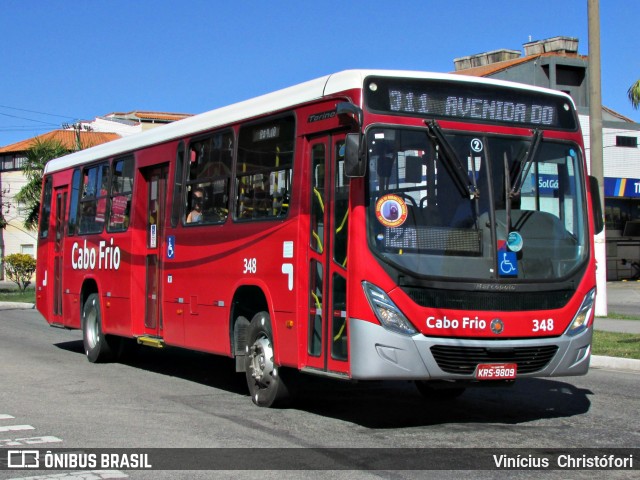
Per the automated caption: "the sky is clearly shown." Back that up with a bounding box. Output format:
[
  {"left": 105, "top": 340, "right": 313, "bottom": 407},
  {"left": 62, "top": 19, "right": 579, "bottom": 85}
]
[{"left": 1, "top": 0, "right": 639, "bottom": 148}]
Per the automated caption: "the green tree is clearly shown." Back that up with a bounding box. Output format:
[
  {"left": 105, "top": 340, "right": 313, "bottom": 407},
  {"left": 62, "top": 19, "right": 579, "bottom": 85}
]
[
  {"left": 14, "top": 138, "right": 69, "bottom": 230},
  {"left": 628, "top": 79, "right": 640, "bottom": 109},
  {"left": 4, "top": 253, "right": 37, "bottom": 292}
]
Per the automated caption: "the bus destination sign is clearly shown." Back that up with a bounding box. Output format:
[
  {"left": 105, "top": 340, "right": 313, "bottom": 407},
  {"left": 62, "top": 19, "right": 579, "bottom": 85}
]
[{"left": 366, "top": 77, "right": 577, "bottom": 130}]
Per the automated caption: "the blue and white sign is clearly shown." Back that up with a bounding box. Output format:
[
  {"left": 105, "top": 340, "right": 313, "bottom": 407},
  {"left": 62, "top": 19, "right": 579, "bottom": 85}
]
[
  {"left": 167, "top": 235, "right": 175, "bottom": 259},
  {"left": 499, "top": 251, "right": 518, "bottom": 277},
  {"left": 605, "top": 177, "right": 640, "bottom": 198}
]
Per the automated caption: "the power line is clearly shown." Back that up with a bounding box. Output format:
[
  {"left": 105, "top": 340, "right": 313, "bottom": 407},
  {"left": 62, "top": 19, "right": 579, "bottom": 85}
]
[
  {"left": 0, "top": 111, "right": 64, "bottom": 127},
  {"left": 0, "top": 104, "right": 76, "bottom": 120}
]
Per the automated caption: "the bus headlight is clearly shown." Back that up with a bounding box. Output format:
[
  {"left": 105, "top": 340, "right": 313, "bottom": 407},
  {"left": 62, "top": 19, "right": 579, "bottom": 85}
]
[
  {"left": 566, "top": 288, "right": 596, "bottom": 336},
  {"left": 362, "top": 281, "right": 417, "bottom": 335}
]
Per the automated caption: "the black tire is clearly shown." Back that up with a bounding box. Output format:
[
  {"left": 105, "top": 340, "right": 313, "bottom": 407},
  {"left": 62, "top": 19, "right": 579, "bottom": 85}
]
[
  {"left": 81, "top": 293, "right": 114, "bottom": 363},
  {"left": 244, "top": 311, "right": 290, "bottom": 407},
  {"left": 415, "top": 380, "right": 466, "bottom": 401}
]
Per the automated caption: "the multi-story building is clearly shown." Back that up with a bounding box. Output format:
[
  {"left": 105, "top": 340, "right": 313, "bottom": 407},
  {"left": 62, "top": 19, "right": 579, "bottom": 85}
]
[{"left": 453, "top": 36, "right": 640, "bottom": 280}]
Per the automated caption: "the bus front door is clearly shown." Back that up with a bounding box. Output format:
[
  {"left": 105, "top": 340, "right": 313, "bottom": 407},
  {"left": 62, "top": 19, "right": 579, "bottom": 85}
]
[
  {"left": 306, "top": 134, "right": 349, "bottom": 375},
  {"left": 142, "top": 165, "right": 168, "bottom": 338}
]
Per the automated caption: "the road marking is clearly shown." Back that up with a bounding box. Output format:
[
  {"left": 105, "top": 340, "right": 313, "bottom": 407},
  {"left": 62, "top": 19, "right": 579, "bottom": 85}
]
[
  {"left": 0, "top": 435, "right": 63, "bottom": 446},
  {"left": 0, "top": 414, "right": 16, "bottom": 420},
  {"left": 0, "top": 425, "right": 35, "bottom": 432}
]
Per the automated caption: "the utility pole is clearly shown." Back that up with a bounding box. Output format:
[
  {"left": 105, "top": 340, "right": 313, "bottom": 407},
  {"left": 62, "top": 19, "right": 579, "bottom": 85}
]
[
  {"left": 588, "top": 0, "right": 607, "bottom": 316},
  {"left": 62, "top": 122, "right": 91, "bottom": 151}
]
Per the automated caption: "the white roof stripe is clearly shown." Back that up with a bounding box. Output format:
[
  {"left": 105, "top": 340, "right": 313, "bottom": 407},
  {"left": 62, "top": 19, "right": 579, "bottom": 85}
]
[{"left": 44, "top": 69, "right": 573, "bottom": 174}]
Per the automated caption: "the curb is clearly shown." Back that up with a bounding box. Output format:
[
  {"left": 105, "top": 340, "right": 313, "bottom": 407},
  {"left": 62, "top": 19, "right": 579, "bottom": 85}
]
[
  {"left": 590, "top": 355, "right": 640, "bottom": 372},
  {"left": 0, "top": 302, "right": 35, "bottom": 310}
]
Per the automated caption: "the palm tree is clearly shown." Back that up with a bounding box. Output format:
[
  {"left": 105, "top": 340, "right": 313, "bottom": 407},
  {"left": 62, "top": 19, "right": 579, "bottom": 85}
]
[
  {"left": 14, "top": 138, "right": 69, "bottom": 230},
  {"left": 628, "top": 79, "right": 640, "bottom": 109}
]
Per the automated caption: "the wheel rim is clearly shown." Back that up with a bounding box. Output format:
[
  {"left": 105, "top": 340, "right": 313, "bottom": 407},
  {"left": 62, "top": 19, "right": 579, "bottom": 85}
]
[
  {"left": 248, "top": 334, "right": 276, "bottom": 388},
  {"left": 85, "top": 301, "right": 99, "bottom": 350}
]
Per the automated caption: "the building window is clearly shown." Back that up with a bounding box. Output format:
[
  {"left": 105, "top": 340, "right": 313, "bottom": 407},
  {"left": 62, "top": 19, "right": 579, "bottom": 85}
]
[
  {"left": 616, "top": 136, "right": 638, "bottom": 148},
  {"left": 0, "top": 155, "right": 27, "bottom": 171},
  {"left": 20, "top": 244, "right": 35, "bottom": 256}
]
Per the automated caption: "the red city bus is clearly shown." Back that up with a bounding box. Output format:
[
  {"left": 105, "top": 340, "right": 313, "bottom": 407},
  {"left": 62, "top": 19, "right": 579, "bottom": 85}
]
[{"left": 36, "top": 70, "right": 603, "bottom": 407}]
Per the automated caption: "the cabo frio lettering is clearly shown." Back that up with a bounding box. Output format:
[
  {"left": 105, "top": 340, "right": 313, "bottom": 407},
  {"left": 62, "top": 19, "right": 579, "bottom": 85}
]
[
  {"left": 71, "top": 238, "right": 121, "bottom": 270},
  {"left": 426, "top": 315, "right": 487, "bottom": 330}
]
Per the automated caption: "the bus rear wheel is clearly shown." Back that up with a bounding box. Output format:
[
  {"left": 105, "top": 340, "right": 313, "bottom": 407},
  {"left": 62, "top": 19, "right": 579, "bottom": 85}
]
[
  {"left": 82, "top": 293, "right": 114, "bottom": 363},
  {"left": 244, "top": 312, "right": 289, "bottom": 407}
]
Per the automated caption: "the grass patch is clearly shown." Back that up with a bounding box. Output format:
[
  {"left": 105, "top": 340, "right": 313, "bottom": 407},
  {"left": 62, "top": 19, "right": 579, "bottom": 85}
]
[
  {"left": 0, "top": 289, "right": 35, "bottom": 303},
  {"left": 592, "top": 330, "right": 640, "bottom": 360},
  {"left": 602, "top": 313, "right": 640, "bottom": 321}
]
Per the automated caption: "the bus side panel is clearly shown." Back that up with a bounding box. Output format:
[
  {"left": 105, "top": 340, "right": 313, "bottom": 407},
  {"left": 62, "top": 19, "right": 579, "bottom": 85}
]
[
  {"left": 98, "top": 236, "right": 135, "bottom": 337},
  {"left": 35, "top": 219, "right": 51, "bottom": 322},
  {"left": 162, "top": 220, "right": 300, "bottom": 364}
]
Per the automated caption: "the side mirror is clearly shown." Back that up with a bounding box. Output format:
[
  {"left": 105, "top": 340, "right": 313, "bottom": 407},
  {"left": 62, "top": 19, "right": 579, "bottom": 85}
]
[
  {"left": 589, "top": 175, "right": 604, "bottom": 234},
  {"left": 344, "top": 133, "right": 366, "bottom": 177},
  {"left": 337, "top": 102, "right": 366, "bottom": 178}
]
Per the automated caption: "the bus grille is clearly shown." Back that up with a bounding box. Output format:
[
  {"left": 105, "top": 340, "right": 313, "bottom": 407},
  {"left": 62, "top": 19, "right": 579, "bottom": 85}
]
[
  {"left": 430, "top": 345, "right": 559, "bottom": 375},
  {"left": 403, "top": 287, "right": 573, "bottom": 311}
]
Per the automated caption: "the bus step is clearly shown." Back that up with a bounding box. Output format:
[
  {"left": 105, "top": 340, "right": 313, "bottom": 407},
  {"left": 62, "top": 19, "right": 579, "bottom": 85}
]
[{"left": 136, "top": 336, "right": 165, "bottom": 349}]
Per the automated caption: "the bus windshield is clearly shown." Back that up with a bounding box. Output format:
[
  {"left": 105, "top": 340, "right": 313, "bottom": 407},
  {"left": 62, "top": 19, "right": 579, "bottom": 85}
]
[{"left": 366, "top": 126, "right": 588, "bottom": 281}]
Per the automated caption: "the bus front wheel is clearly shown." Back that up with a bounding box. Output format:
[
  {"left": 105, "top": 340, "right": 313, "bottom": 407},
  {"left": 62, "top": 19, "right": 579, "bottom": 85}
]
[
  {"left": 82, "top": 293, "right": 114, "bottom": 363},
  {"left": 244, "top": 311, "right": 289, "bottom": 407}
]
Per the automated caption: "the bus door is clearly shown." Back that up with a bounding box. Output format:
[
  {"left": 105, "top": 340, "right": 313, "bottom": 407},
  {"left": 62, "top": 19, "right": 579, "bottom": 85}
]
[
  {"left": 142, "top": 165, "right": 168, "bottom": 337},
  {"left": 52, "top": 186, "right": 67, "bottom": 325},
  {"left": 306, "top": 134, "right": 349, "bottom": 374}
]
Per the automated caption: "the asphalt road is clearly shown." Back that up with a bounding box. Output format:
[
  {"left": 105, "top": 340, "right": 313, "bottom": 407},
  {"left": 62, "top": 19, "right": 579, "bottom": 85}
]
[{"left": 0, "top": 308, "right": 638, "bottom": 479}]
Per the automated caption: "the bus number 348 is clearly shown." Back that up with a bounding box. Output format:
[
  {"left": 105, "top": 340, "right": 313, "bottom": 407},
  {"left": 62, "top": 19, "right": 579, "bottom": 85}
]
[
  {"left": 243, "top": 258, "right": 257, "bottom": 274},
  {"left": 532, "top": 318, "right": 554, "bottom": 332}
]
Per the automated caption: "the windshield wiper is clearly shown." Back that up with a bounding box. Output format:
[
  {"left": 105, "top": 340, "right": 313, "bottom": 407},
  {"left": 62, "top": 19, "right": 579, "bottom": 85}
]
[
  {"left": 510, "top": 128, "right": 542, "bottom": 198},
  {"left": 504, "top": 129, "right": 542, "bottom": 232},
  {"left": 425, "top": 120, "right": 479, "bottom": 199}
]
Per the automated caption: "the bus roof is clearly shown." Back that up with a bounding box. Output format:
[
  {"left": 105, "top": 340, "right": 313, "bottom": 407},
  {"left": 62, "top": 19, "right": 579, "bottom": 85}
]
[{"left": 44, "top": 69, "right": 574, "bottom": 174}]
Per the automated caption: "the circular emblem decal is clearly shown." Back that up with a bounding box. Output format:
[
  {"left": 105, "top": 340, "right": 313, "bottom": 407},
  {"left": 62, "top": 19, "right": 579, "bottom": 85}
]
[
  {"left": 490, "top": 318, "right": 505, "bottom": 335},
  {"left": 507, "top": 231, "right": 523, "bottom": 252},
  {"left": 375, "top": 194, "right": 408, "bottom": 228},
  {"left": 470, "top": 138, "right": 484, "bottom": 152}
]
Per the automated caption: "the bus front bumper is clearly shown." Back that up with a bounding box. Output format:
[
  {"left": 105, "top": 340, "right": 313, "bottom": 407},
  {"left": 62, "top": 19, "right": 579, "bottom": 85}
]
[{"left": 349, "top": 318, "right": 592, "bottom": 381}]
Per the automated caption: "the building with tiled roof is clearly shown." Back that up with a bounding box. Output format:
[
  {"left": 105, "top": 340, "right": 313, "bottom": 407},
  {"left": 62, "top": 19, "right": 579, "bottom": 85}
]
[
  {"left": 103, "top": 110, "right": 193, "bottom": 132},
  {"left": 0, "top": 130, "right": 121, "bottom": 156},
  {"left": 452, "top": 36, "right": 640, "bottom": 280}
]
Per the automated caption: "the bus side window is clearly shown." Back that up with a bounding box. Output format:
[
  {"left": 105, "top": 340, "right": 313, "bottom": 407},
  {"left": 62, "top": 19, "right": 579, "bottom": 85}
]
[
  {"left": 235, "top": 116, "right": 294, "bottom": 220},
  {"left": 108, "top": 156, "right": 134, "bottom": 232},
  {"left": 67, "top": 169, "right": 81, "bottom": 236},
  {"left": 185, "top": 131, "right": 233, "bottom": 225},
  {"left": 79, "top": 162, "right": 109, "bottom": 234},
  {"left": 39, "top": 176, "right": 53, "bottom": 239},
  {"left": 171, "top": 142, "right": 185, "bottom": 228}
]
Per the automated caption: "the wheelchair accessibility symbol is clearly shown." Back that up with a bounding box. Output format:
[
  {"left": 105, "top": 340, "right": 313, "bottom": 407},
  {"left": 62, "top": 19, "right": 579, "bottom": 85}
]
[{"left": 499, "top": 251, "right": 518, "bottom": 276}]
